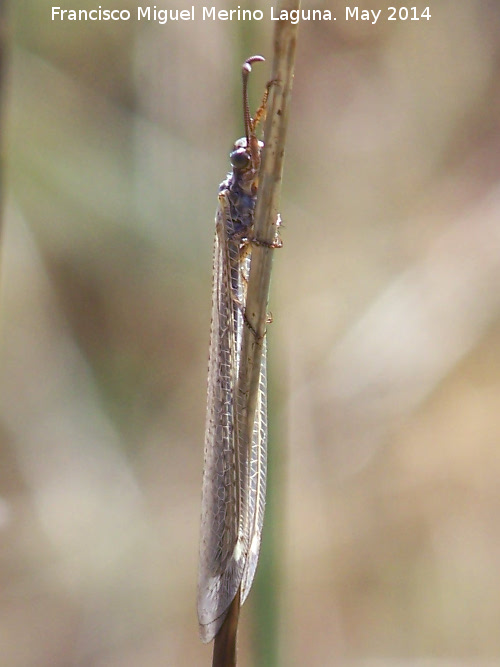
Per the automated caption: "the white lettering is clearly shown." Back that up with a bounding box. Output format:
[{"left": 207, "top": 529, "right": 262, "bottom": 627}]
[
  {"left": 271, "top": 8, "right": 332, "bottom": 23},
  {"left": 203, "top": 6, "right": 215, "bottom": 20},
  {"left": 53, "top": 4, "right": 273, "bottom": 23},
  {"left": 138, "top": 6, "right": 193, "bottom": 22},
  {"left": 346, "top": 7, "right": 379, "bottom": 23},
  {"left": 203, "top": 6, "right": 261, "bottom": 21}
]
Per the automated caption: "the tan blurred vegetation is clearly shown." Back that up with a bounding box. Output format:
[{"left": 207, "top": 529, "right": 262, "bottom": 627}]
[{"left": 1, "top": 1, "right": 500, "bottom": 665}]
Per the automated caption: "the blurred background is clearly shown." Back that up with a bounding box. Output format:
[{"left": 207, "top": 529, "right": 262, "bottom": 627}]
[{"left": 1, "top": 0, "right": 500, "bottom": 665}]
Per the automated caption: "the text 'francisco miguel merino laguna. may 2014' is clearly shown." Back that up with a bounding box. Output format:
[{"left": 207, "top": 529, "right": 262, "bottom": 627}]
[{"left": 51, "top": 6, "right": 432, "bottom": 25}]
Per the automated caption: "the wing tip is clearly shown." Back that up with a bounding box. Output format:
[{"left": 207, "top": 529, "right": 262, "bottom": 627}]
[{"left": 198, "top": 608, "right": 228, "bottom": 644}]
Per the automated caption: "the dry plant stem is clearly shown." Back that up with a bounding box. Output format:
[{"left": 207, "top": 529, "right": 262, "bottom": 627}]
[
  {"left": 238, "top": 3, "right": 299, "bottom": 492},
  {"left": 212, "top": 3, "right": 299, "bottom": 664},
  {"left": 212, "top": 591, "right": 240, "bottom": 667}
]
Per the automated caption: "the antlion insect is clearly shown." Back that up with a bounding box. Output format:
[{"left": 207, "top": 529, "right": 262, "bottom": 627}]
[{"left": 198, "top": 55, "right": 281, "bottom": 643}]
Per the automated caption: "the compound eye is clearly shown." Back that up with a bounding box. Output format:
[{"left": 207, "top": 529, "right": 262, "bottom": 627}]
[{"left": 230, "top": 147, "right": 251, "bottom": 170}]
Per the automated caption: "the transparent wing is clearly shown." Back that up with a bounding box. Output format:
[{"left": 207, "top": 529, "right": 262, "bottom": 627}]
[
  {"left": 198, "top": 196, "right": 269, "bottom": 642},
  {"left": 198, "top": 202, "right": 246, "bottom": 643},
  {"left": 240, "top": 335, "right": 267, "bottom": 602},
  {"left": 230, "top": 240, "right": 268, "bottom": 604}
]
